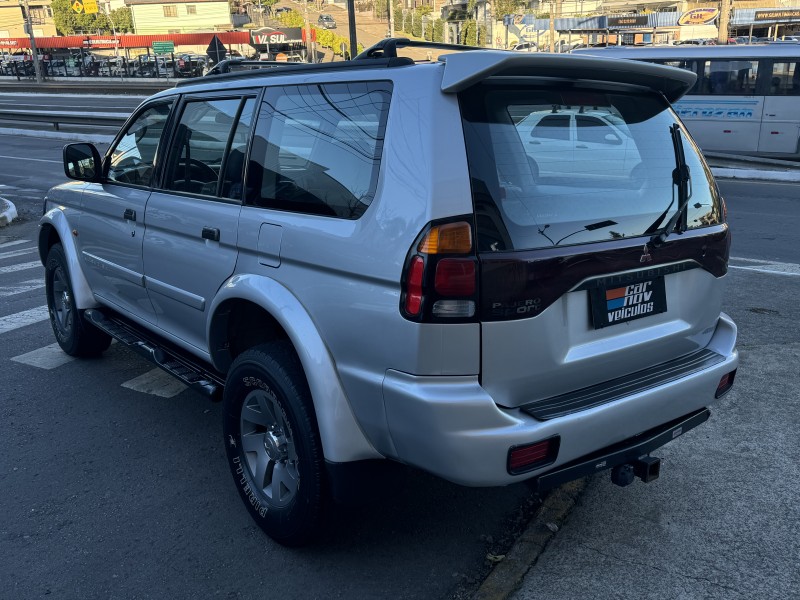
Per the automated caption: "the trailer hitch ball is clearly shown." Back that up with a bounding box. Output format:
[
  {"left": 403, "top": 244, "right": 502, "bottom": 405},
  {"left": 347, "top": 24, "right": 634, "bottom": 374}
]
[{"left": 611, "top": 464, "right": 636, "bottom": 487}]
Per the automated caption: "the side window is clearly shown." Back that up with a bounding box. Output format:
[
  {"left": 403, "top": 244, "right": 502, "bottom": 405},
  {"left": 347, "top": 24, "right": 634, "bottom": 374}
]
[
  {"left": 162, "top": 97, "right": 252, "bottom": 198},
  {"left": 246, "top": 81, "right": 392, "bottom": 219},
  {"left": 107, "top": 102, "right": 172, "bottom": 187},
  {"left": 530, "top": 115, "right": 570, "bottom": 141},
  {"left": 703, "top": 60, "right": 758, "bottom": 95},
  {"left": 576, "top": 116, "right": 621, "bottom": 145},
  {"left": 768, "top": 62, "right": 800, "bottom": 96},
  {"left": 659, "top": 60, "right": 702, "bottom": 95}
]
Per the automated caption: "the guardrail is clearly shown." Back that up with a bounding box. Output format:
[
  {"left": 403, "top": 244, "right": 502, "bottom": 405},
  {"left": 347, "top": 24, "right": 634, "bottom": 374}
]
[{"left": 0, "top": 110, "right": 127, "bottom": 132}]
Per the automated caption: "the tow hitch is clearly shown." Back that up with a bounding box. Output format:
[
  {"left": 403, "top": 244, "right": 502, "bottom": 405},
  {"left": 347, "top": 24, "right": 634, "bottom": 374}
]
[{"left": 611, "top": 456, "right": 661, "bottom": 487}]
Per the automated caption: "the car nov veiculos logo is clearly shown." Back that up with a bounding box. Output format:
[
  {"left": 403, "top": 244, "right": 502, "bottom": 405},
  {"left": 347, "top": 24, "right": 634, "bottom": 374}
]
[
  {"left": 678, "top": 8, "right": 720, "bottom": 26},
  {"left": 606, "top": 282, "right": 655, "bottom": 323}
]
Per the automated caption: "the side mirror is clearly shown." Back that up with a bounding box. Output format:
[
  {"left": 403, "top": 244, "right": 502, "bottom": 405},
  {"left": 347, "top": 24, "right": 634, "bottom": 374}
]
[
  {"left": 604, "top": 133, "right": 622, "bottom": 145},
  {"left": 63, "top": 143, "right": 102, "bottom": 182}
]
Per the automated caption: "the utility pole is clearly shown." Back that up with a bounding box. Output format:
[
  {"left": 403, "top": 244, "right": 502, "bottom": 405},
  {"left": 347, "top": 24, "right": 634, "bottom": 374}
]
[
  {"left": 549, "top": 1, "right": 555, "bottom": 52},
  {"left": 346, "top": 0, "right": 357, "bottom": 59},
  {"left": 388, "top": 0, "right": 395, "bottom": 38},
  {"left": 303, "top": 1, "right": 316, "bottom": 62},
  {"left": 20, "top": 0, "right": 43, "bottom": 83},
  {"left": 717, "top": 0, "right": 731, "bottom": 45}
]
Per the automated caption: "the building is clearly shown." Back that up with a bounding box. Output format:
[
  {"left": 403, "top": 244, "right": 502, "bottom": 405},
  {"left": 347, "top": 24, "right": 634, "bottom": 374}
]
[
  {"left": 124, "top": 0, "right": 232, "bottom": 34},
  {"left": 0, "top": 0, "right": 57, "bottom": 40}
]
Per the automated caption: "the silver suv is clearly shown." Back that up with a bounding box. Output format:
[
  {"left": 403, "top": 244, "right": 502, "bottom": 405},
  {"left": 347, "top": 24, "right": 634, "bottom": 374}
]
[{"left": 40, "top": 40, "right": 738, "bottom": 546}]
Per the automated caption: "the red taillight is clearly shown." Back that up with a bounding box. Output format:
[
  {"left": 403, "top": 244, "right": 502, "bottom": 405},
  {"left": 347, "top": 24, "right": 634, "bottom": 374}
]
[
  {"left": 404, "top": 256, "right": 425, "bottom": 316},
  {"left": 435, "top": 259, "right": 476, "bottom": 296},
  {"left": 715, "top": 369, "right": 736, "bottom": 398},
  {"left": 401, "top": 218, "right": 478, "bottom": 322},
  {"left": 508, "top": 436, "right": 560, "bottom": 475}
]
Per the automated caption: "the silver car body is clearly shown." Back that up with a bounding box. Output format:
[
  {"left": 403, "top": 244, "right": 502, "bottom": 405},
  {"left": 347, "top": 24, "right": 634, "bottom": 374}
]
[{"left": 40, "top": 50, "right": 738, "bottom": 488}]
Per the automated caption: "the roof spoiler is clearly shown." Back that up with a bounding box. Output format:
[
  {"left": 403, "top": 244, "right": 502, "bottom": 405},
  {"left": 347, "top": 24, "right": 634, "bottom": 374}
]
[{"left": 439, "top": 51, "right": 697, "bottom": 103}]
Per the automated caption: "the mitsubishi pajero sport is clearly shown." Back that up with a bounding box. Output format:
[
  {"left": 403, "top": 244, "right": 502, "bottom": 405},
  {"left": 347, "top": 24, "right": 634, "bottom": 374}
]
[{"left": 39, "top": 39, "right": 738, "bottom": 546}]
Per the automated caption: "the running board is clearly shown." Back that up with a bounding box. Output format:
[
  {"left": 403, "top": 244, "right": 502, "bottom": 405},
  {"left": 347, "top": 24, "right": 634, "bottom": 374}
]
[{"left": 84, "top": 308, "right": 224, "bottom": 400}]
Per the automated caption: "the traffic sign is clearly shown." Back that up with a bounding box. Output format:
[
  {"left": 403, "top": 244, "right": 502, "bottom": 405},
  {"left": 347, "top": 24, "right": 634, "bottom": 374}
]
[
  {"left": 152, "top": 41, "right": 175, "bottom": 55},
  {"left": 71, "top": 0, "right": 98, "bottom": 14}
]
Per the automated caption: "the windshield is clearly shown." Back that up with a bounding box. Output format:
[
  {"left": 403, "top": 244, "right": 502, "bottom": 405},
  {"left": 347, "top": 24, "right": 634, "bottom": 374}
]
[{"left": 460, "top": 86, "right": 721, "bottom": 252}]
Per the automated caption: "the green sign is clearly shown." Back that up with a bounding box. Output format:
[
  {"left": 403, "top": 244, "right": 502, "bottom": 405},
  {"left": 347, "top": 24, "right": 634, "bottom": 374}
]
[{"left": 152, "top": 41, "right": 175, "bottom": 55}]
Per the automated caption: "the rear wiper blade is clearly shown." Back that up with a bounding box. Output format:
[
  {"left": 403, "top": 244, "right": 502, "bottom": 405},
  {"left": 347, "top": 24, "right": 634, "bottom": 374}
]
[{"left": 648, "top": 124, "right": 692, "bottom": 249}]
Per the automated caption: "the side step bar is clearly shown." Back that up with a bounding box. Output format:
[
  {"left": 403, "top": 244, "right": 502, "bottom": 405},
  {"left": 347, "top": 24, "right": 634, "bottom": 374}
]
[
  {"left": 85, "top": 308, "right": 225, "bottom": 400},
  {"left": 531, "top": 408, "right": 710, "bottom": 493}
]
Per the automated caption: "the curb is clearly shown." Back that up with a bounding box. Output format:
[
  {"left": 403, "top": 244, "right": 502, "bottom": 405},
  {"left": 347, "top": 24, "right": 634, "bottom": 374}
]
[
  {"left": 0, "top": 196, "right": 18, "bottom": 227},
  {"left": 472, "top": 478, "right": 589, "bottom": 600},
  {"left": 709, "top": 167, "right": 800, "bottom": 182}
]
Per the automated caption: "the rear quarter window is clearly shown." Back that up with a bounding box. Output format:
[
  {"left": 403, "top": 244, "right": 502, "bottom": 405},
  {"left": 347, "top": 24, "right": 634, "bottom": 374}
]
[{"left": 245, "top": 81, "right": 392, "bottom": 219}]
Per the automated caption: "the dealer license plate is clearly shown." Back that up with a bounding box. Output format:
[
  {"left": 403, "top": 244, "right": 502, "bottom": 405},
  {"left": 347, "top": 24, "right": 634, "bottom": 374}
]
[{"left": 589, "top": 275, "right": 668, "bottom": 329}]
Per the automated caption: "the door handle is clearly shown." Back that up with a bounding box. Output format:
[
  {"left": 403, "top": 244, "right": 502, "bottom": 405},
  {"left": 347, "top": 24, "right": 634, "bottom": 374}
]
[
  {"left": 123, "top": 208, "right": 136, "bottom": 221},
  {"left": 576, "top": 144, "right": 588, "bottom": 149},
  {"left": 202, "top": 227, "right": 220, "bottom": 242}
]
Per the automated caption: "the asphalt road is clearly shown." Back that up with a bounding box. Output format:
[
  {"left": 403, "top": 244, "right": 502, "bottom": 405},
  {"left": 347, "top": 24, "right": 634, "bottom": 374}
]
[{"left": 2, "top": 133, "right": 799, "bottom": 599}]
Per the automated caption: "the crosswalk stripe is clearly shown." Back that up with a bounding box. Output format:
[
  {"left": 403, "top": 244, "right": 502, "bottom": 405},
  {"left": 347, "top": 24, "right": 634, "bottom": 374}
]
[
  {"left": 0, "top": 261, "right": 42, "bottom": 274},
  {"left": 11, "top": 342, "right": 75, "bottom": 370},
  {"left": 0, "top": 247, "right": 36, "bottom": 260},
  {"left": 0, "top": 305, "right": 50, "bottom": 334},
  {"left": 121, "top": 368, "right": 187, "bottom": 398},
  {"left": 0, "top": 279, "right": 44, "bottom": 298},
  {"left": 729, "top": 257, "right": 800, "bottom": 277},
  {"left": 0, "top": 239, "right": 30, "bottom": 249}
]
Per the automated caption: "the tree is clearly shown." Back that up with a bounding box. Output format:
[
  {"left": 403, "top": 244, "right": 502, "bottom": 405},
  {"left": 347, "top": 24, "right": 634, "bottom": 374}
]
[{"left": 51, "top": 0, "right": 131, "bottom": 35}]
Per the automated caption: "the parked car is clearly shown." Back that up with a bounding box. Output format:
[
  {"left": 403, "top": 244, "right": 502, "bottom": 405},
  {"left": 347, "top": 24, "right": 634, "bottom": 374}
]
[
  {"left": 510, "top": 41, "right": 538, "bottom": 52},
  {"left": 317, "top": 13, "right": 336, "bottom": 29},
  {"left": 41, "top": 39, "right": 738, "bottom": 546}
]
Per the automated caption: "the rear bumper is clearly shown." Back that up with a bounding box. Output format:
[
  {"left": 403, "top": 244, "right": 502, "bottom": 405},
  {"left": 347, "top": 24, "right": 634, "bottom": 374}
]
[
  {"left": 382, "top": 313, "right": 737, "bottom": 487},
  {"left": 532, "top": 408, "right": 710, "bottom": 493}
]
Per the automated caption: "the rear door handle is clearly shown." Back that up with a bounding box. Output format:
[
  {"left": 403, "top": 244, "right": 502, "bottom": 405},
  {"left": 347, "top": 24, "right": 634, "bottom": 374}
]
[
  {"left": 202, "top": 227, "right": 220, "bottom": 242},
  {"left": 123, "top": 208, "right": 136, "bottom": 221}
]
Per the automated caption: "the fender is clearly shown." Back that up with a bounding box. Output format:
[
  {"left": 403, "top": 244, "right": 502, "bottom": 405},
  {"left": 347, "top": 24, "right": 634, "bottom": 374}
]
[
  {"left": 38, "top": 208, "right": 99, "bottom": 311},
  {"left": 209, "top": 274, "right": 382, "bottom": 464}
]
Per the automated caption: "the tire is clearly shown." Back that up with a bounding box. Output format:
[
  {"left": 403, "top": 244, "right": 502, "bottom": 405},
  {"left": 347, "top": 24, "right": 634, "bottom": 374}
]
[
  {"left": 45, "top": 243, "right": 112, "bottom": 357},
  {"left": 223, "top": 341, "right": 326, "bottom": 546}
]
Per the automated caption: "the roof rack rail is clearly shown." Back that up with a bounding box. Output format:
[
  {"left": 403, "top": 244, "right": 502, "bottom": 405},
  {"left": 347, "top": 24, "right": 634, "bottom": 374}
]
[
  {"left": 175, "top": 56, "right": 414, "bottom": 88},
  {"left": 355, "top": 38, "right": 488, "bottom": 60}
]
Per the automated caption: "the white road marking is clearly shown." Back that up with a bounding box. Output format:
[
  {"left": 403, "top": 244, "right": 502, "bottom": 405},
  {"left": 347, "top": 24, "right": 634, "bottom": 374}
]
[
  {"left": 0, "top": 247, "right": 36, "bottom": 260},
  {"left": 0, "top": 279, "right": 44, "bottom": 298},
  {"left": 121, "top": 368, "right": 187, "bottom": 398},
  {"left": 0, "top": 239, "right": 31, "bottom": 249},
  {"left": 11, "top": 343, "right": 75, "bottom": 369},
  {"left": 729, "top": 257, "right": 800, "bottom": 277},
  {"left": 0, "top": 261, "right": 42, "bottom": 274},
  {"left": 0, "top": 305, "right": 50, "bottom": 334},
  {"left": 0, "top": 154, "right": 61, "bottom": 164}
]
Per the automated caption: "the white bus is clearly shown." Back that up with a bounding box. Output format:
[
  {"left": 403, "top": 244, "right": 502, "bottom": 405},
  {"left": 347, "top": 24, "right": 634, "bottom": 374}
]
[{"left": 573, "top": 45, "right": 800, "bottom": 156}]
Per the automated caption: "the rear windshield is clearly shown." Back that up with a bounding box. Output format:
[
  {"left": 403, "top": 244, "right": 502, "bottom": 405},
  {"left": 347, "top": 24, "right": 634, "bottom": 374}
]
[{"left": 460, "top": 86, "right": 722, "bottom": 252}]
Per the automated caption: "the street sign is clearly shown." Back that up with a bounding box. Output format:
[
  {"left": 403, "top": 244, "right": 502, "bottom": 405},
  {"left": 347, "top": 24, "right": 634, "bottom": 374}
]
[
  {"left": 152, "top": 41, "right": 175, "bottom": 55},
  {"left": 71, "top": 0, "right": 98, "bottom": 14}
]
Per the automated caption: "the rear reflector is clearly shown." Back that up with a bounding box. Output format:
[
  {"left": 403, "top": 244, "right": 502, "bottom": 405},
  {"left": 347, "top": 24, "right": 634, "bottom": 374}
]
[
  {"left": 715, "top": 369, "right": 737, "bottom": 398},
  {"left": 508, "top": 436, "right": 561, "bottom": 475}
]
